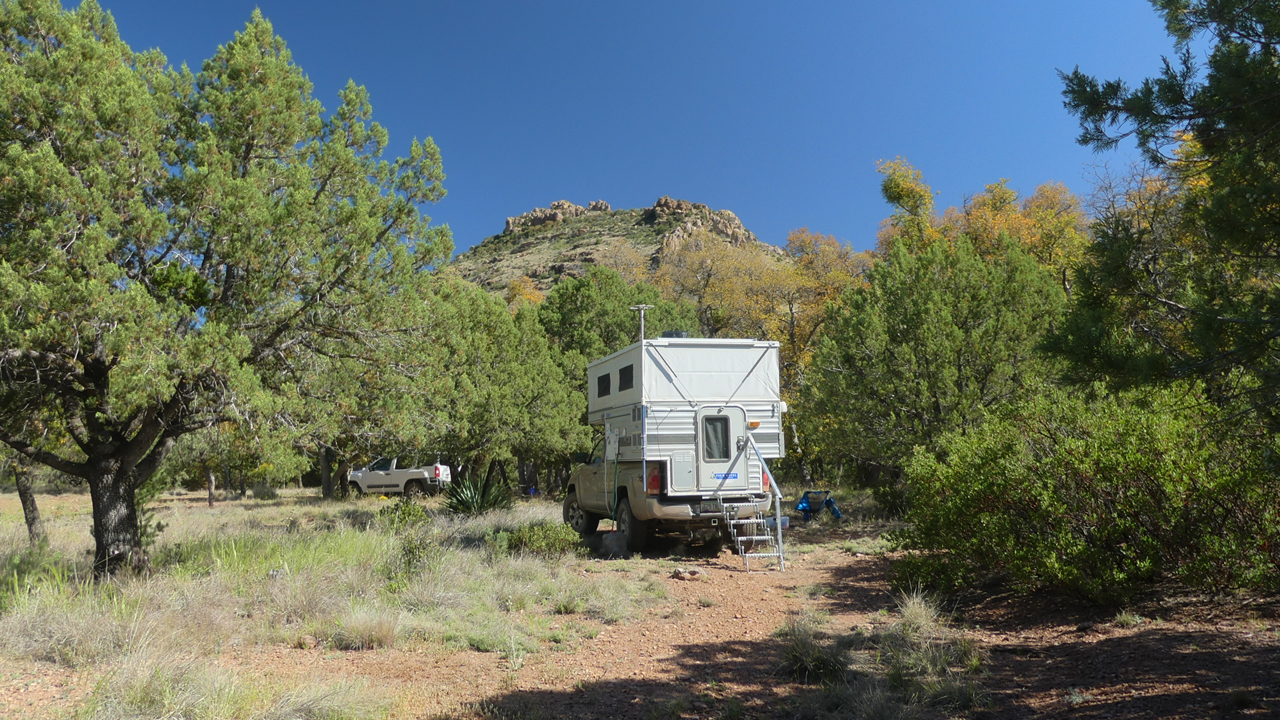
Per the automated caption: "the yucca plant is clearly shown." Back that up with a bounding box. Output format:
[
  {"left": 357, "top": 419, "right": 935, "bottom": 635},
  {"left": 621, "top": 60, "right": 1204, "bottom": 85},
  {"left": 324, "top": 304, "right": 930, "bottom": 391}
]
[{"left": 444, "top": 470, "right": 514, "bottom": 516}]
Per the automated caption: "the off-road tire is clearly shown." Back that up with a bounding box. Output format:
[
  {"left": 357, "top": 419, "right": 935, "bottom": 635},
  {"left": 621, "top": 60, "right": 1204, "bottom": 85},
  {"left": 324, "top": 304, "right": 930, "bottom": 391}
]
[
  {"left": 616, "top": 496, "right": 651, "bottom": 552},
  {"left": 563, "top": 491, "right": 601, "bottom": 537},
  {"left": 404, "top": 480, "right": 424, "bottom": 497}
]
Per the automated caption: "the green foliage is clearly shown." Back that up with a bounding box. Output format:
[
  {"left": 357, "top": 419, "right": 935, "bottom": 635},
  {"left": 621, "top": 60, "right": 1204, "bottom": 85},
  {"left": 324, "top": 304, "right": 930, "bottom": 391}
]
[
  {"left": 0, "top": 1, "right": 450, "bottom": 571},
  {"left": 897, "top": 383, "right": 1280, "bottom": 603},
  {"left": 538, "top": 265, "right": 697, "bottom": 363},
  {"left": 1060, "top": 1, "right": 1280, "bottom": 425},
  {"left": 806, "top": 237, "right": 1065, "bottom": 508},
  {"left": 486, "top": 522, "right": 582, "bottom": 558},
  {"left": 420, "top": 274, "right": 589, "bottom": 469},
  {"left": 444, "top": 470, "right": 515, "bottom": 516},
  {"left": 375, "top": 497, "right": 431, "bottom": 534},
  {"left": 1, "top": 544, "right": 75, "bottom": 612}
]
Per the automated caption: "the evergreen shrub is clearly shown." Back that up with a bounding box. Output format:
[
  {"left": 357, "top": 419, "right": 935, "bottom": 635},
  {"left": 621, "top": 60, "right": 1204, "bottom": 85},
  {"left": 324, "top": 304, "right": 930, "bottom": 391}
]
[
  {"left": 486, "top": 522, "right": 582, "bottom": 557},
  {"left": 896, "top": 383, "right": 1280, "bottom": 603}
]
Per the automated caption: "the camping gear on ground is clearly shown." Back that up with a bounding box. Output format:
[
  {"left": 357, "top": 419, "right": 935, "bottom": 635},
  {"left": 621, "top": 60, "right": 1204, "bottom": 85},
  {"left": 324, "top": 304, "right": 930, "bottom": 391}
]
[{"left": 796, "top": 490, "right": 843, "bottom": 521}]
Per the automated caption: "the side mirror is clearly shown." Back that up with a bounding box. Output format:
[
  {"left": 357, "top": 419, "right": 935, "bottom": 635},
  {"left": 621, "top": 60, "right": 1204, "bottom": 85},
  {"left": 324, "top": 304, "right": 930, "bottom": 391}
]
[{"left": 573, "top": 452, "right": 591, "bottom": 464}]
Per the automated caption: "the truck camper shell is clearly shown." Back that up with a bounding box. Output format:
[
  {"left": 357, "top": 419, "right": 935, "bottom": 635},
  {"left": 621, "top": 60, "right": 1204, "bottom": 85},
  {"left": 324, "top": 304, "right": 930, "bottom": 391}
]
[{"left": 585, "top": 338, "right": 785, "bottom": 497}]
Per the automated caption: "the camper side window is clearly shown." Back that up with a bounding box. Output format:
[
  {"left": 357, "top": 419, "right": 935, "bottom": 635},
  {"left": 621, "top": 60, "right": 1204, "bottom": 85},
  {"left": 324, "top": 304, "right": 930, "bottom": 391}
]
[
  {"left": 618, "top": 364, "right": 634, "bottom": 391},
  {"left": 597, "top": 373, "right": 611, "bottom": 397},
  {"left": 703, "top": 416, "right": 730, "bottom": 461}
]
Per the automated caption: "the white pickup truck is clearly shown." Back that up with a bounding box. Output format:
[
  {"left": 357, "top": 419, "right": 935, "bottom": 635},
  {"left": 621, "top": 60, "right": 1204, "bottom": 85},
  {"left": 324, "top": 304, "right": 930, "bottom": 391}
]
[
  {"left": 349, "top": 458, "right": 452, "bottom": 496},
  {"left": 563, "top": 338, "right": 786, "bottom": 560}
]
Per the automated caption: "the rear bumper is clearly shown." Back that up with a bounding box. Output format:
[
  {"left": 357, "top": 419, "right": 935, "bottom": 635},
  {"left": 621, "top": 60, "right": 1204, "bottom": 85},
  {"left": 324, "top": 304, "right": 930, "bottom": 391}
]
[{"left": 641, "top": 495, "right": 771, "bottom": 524}]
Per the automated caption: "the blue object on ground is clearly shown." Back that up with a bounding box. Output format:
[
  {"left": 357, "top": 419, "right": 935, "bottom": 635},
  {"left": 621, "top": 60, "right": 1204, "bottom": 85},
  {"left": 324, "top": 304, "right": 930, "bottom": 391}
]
[{"left": 796, "top": 490, "right": 843, "bottom": 521}]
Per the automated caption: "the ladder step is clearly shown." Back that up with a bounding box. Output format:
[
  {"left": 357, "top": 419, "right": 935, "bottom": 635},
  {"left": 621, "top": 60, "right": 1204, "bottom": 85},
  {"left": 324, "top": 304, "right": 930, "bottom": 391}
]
[
  {"left": 737, "top": 535, "right": 775, "bottom": 541},
  {"left": 744, "top": 552, "right": 783, "bottom": 558}
]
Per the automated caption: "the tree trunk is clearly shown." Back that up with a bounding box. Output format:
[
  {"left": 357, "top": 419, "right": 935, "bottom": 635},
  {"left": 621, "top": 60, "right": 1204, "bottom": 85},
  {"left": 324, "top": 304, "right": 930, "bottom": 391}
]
[
  {"left": 320, "top": 448, "right": 334, "bottom": 500},
  {"left": 789, "top": 420, "right": 814, "bottom": 487},
  {"left": 88, "top": 463, "right": 143, "bottom": 575},
  {"left": 336, "top": 459, "right": 350, "bottom": 497},
  {"left": 205, "top": 466, "right": 216, "bottom": 508},
  {"left": 12, "top": 463, "right": 45, "bottom": 546}
]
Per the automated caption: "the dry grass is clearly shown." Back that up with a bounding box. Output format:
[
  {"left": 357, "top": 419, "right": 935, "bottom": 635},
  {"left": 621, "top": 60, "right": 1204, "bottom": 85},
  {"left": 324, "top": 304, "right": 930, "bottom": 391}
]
[
  {"left": 79, "top": 646, "right": 383, "bottom": 720},
  {"left": 329, "top": 606, "right": 401, "bottom": 651},
  {"left": 0, "top": 490, "right": 665, "bottom": 717},
  {"left": 787, "top": 590, "right": 986, "bottom": 719}
]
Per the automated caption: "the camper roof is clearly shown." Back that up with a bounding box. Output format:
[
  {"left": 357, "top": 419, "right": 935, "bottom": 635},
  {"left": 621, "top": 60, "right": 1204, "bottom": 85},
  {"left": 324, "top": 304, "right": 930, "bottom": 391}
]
[{"left": 587, "top": 337, "right": 778, "bottom": 369}]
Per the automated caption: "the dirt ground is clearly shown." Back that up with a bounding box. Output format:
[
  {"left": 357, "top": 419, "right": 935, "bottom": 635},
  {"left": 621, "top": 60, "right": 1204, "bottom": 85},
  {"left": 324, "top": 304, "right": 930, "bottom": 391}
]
[{"left": 1, "top": 494, "right": 1277, "bottom": 719}]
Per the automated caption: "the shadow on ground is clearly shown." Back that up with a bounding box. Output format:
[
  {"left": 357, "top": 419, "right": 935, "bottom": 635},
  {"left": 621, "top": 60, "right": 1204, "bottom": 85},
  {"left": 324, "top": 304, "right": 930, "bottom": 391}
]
[
  {"left": 978, "top": 625, "right": 1279, "bottom": 719},
  {"left": 432, "top": 635, "right": 810, "bottom": 720}
]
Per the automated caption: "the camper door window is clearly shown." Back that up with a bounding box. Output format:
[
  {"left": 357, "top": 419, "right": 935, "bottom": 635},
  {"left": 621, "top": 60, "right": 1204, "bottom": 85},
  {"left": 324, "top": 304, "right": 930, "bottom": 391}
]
[{"left": 703, "top": 416, "right": 730, "bottom": 461}]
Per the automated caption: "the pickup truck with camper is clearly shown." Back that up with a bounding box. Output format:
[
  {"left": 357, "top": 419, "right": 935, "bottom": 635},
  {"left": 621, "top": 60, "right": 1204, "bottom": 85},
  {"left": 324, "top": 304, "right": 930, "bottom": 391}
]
[
  {"left": 563, "top": 335, "right": 788, "bottom": 570},
  {"left": 349, "top": 458, "right": 452, "bottom": 496}
]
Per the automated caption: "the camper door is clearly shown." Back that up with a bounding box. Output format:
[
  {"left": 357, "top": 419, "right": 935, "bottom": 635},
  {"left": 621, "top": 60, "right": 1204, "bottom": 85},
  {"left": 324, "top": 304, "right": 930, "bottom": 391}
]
[{"left": 695, "top": 406, "right": 749, "bottom": 492}]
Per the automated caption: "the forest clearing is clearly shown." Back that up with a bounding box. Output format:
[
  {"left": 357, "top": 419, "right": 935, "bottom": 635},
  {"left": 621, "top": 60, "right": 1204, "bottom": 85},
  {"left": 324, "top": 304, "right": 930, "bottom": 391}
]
[
  {"left": 5, "top": 2, "right": 1280, "bottom": 718},
  {"left": 1, "top": 488, "right": 1275, "bottom": 720}
]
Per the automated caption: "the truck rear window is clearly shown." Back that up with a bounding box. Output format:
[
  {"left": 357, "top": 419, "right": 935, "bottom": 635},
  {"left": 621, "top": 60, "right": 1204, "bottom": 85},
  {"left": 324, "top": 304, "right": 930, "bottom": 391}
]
[{"left": 703, "top": 416, "right": 730, "bottom": 461}]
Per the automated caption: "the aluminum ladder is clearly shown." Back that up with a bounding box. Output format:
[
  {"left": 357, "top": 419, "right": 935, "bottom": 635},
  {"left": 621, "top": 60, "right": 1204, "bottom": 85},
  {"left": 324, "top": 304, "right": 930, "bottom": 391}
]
[{"left": 717, "top": 437, "right": 786, "bottom": 572}]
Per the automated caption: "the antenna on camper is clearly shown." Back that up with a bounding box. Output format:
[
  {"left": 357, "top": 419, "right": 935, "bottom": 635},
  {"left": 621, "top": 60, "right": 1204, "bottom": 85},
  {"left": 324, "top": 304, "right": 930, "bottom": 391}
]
[{"left": 630, "top": 304, "right": 654, "bottom": 343}]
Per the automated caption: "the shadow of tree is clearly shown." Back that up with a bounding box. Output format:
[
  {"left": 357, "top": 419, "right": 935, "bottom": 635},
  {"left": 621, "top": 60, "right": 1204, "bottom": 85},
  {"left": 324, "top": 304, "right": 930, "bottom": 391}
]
[
  {"left": 431, "top": 635, "right": 820, "bottom": 720},
  {"left": 979, "top": 626, "right": 1279, "bottom": 719}
]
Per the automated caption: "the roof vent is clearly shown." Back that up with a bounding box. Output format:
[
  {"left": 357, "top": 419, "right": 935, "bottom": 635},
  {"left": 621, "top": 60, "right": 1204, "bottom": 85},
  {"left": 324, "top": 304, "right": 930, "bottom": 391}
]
[{"left": 661, "top": 331, "right": 690, "bottom": 339}]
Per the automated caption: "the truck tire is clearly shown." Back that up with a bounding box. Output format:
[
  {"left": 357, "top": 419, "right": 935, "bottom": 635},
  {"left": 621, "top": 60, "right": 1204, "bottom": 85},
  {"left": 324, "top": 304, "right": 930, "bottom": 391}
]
[
  {"left": 616, "top": 496, "right": 650, "bottom": 552},
  {"left": 563, "top": 491, "right": 600, "bottom": 537},
  {"left": 404, "top": 480, "right": 424, "bottom": 497}
]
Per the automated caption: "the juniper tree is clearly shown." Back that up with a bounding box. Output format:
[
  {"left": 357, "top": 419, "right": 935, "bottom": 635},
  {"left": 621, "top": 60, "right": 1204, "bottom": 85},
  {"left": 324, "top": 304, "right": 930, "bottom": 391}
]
[{"left": 0, "top": 2, "right": 449, "bottom": 572}]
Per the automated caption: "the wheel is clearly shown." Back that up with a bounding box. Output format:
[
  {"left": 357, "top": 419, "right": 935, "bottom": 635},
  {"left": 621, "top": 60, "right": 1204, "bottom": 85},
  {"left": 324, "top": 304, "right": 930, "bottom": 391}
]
[
  {"left": 563, "top": 491, "right": 601, "bottom": 536},
  {"left": 404, "top": 480, "right": 424, "bottom": 497},
  {"left": 616, "top": 496, "right": 651, "bottom": 552}
]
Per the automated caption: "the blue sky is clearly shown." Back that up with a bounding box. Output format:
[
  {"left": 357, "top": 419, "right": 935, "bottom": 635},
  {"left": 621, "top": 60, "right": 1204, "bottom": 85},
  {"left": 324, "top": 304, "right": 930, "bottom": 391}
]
[{"left": 91, "top": 1, "right": 1176, "bottom": 255}]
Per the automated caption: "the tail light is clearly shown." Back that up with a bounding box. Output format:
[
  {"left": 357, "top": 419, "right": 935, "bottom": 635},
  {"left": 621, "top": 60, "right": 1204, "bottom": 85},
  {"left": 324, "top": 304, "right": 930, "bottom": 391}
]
[
  {"left": 763, "top": 471, "right": 770, "bottom": 492},
  {"left": 646, "top": 464, "right": 663, "bottom": 495},
  {"left": 433, "top": 466, "right": 441, "bottom": 478}
]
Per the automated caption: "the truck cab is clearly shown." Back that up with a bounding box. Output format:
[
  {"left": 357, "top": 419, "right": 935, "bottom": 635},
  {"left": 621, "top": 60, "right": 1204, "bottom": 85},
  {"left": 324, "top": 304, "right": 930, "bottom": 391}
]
[{"left": 349, "top": 458, "right": 452, "bottom": 496}]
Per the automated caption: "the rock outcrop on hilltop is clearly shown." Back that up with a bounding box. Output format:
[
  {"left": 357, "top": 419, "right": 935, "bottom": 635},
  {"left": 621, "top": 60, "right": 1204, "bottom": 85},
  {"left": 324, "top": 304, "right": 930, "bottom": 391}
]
[
  {"left": 643, "top": 196, "right": 758, "bottom": 252},
  {"left": 452, "top": 196, "right": 773, "bottom": 294}
]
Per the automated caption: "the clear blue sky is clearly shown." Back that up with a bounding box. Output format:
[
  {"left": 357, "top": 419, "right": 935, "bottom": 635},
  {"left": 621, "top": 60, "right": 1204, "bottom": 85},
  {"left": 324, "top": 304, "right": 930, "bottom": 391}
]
[{"left": 89, "top": 1, "right": 1175, "bottom": 254}]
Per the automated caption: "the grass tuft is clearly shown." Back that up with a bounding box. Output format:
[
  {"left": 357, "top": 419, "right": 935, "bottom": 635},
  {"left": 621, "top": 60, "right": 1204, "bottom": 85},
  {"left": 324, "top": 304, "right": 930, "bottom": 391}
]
[
  {"left": 329, "top": 606, "right": 399, "bottom": 650},
  {"left": 1113, "top": 609, "right": 1146, "bottom": 628},
  {"left": 776, "top": 612, "right": 850, "bottom": 686}
]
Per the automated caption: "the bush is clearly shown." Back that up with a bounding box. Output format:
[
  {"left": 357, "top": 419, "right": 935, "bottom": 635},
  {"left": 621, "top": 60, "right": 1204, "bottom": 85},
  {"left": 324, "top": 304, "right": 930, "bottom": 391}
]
[
  {"left": 444, "top": 471, "right": 514, "bottom": 516},
  {"left": 486, "top": 522, "right": 582, "bottom": 557},
  {"left": 376, "top": 497, "right": 430, "bottom": 533},
  {"left": 897, "top": 383, "right": 1280, "bottom": 603},
  {"left": 251, "top": 482, "right": 279, "bottom": 501}
]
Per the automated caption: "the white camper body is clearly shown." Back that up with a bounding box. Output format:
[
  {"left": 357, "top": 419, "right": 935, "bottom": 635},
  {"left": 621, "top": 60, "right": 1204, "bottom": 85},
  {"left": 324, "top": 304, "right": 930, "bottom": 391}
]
[
  {"left": 586, "top": 338, "right": 786, "bottom": 497},
  {"left": 564, "top": 338, "right": 788, "bottom": 560}
]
